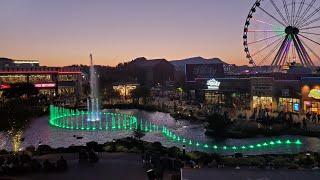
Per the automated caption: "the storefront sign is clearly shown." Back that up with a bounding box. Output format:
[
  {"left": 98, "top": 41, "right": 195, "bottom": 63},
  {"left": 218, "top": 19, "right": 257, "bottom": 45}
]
[
  {"left": 35, "top": 83, "right": 56, "bottom": 88},
  {"left": 308, "top": 89, "right": 320, "bottom": 99},
  {"left": 186, "top": 64, "right": 225, "bottom": 82},
  {"left": 207, "top": 78, "right": 221, "bottom": 90},
  {"left": 0, "top": 84, "right": 11, "bottom": 90}
]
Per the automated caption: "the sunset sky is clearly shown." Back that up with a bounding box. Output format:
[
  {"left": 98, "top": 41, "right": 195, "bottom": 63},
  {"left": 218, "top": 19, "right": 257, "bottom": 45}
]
[{"left": 0, "top": 0, "right": 255, "bottom": 66}]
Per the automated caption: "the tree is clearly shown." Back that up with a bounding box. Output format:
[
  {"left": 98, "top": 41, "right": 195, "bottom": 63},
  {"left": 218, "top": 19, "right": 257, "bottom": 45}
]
[
  {"left": 131, "top": 86, "right": 150, "bottom": 105},
  {"left": 206, "top": 112, "right": 231, "bottom": 136},
  {"left": 2, "top": 83, "right": 38, "bottom": 99},
  {"left": 104, "top": 86, "right": 121, "bottom": 103},
  {"left": 133, "top": 124, "right": 145, "bottom": 140}
]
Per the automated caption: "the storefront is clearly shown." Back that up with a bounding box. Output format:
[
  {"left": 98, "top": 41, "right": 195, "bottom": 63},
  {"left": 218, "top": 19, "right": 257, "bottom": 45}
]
[
  {"left": 204, "top": 91, "right": 225, "bottom": 105},
  {"left": 278, "top": 98, "right": 300, "bottom": 112},
  {"left": 300, "top": 77, "right": 320, "bottom": 113},
  {"left": 202, "top": 78, "right": 250, "bottom": 109},
  {"left": 302, "top": 86, "right": 320, "bottom": 113},
  {"left": 251, "top": 77, "right": 275, "bottom": 111}
]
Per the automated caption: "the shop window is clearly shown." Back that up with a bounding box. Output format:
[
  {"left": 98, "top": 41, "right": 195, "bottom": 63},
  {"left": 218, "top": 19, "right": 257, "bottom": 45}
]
[
  {"left": 29, "top": 75, "right": 52, "bottom": 83},
  {"left": 0, "top": 75, "right": 27, "bottom": 83},
  {"left": 58, "top": 75, "right": 77, "bottom": 82},
  {"left": 304, "top": 101, "right": 320, "bottom": 114},
  {"left": 278, "top": 98, "right": 300, "bottom": 112},
  {"left": 252, "top": 96, "right": 273, "bottom": 110},
  {"left": 205, "top": 92, "right": 224, "bottom": 105}
]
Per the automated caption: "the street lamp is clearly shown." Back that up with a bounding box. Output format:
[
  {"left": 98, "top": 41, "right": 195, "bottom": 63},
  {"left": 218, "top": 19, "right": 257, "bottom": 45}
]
[{"left": 182, "top": 145, "right": 186, "bottom": 156}]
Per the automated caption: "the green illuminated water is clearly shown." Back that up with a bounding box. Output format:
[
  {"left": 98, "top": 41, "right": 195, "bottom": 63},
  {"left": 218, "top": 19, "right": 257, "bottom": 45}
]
[{"left": 49, "top": 105, "right": 305, "bottom": 154}]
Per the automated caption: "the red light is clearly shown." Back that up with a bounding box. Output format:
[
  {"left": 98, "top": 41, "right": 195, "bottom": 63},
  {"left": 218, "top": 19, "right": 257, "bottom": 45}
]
[{"left": 0, "top": 84, "right": 11, "bottom": 89}]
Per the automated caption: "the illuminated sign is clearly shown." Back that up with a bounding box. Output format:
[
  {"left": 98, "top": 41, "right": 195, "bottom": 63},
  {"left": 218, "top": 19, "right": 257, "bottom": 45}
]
[
  {"left": 0, "top": 84, "right": 11, "bottom": 90},
  {"left": 35, "top": 83, "right": 56, "bottom": 88},
  {"left": 185, "top": 64, "right": 225, "bottom": 82},
  {"left": 294, "top": 103, "right": 300, "bottom": 112},
  {"left": 207, "top": 78, "right": 221, "bottom": 90},
  {"left": 308, "top": 89, "right": 320, "bottom": 99},
  {"left": 113, "top": 84, "right": 138, "bottom": 97}
]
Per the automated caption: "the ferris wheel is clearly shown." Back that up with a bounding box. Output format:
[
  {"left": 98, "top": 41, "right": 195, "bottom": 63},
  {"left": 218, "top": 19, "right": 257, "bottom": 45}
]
[{"left": 243, "top": 0, "right": 320, "bottom": 70}]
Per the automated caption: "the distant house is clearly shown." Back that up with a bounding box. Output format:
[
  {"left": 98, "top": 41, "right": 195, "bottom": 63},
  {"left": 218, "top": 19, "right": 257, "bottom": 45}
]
[{"left": 126, "top": 57, "right": 175, "bottom": 87}]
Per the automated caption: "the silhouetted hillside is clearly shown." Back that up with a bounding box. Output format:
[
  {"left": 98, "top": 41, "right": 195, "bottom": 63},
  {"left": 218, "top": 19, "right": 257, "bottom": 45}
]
[{"left": 170, "top": 56, "right": 229, "bottom": 71}]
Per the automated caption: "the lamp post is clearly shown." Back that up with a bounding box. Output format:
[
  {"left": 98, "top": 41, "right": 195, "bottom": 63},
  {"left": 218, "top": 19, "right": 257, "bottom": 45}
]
[
  {"left": 112, "top": 139, "right": 116, "bottom": 152},
  {"left": 182, "top": 145, "right": 186, "bottom": 156}
]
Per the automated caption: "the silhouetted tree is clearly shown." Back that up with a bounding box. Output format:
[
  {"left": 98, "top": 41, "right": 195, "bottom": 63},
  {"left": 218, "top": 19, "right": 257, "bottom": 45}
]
[
  {"left": 133, "top": 124, "right": 145, "bottom": 140},
  {"left": 104, "top": 87, "right": 121, "bottom": 103},
  {"left": 131, "top": 86, "right": 150, "bottom": 105},
  {"left": 206, "top": 112, "right": 231, "bottom": 136}
]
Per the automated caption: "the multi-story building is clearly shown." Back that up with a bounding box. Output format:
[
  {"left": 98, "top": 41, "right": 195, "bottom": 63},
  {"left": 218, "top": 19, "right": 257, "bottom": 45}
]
[{"left": 0, "top": 66, "right": 82, "bottom": 96}]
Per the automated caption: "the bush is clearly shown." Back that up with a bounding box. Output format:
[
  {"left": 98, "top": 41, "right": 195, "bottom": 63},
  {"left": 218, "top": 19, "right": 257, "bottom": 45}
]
[
  {"left": 37, "top": 145, "right": 53, "bottom": 155},
  {"left": 206, "top": 112, "right": 231, "bottom": 136}
]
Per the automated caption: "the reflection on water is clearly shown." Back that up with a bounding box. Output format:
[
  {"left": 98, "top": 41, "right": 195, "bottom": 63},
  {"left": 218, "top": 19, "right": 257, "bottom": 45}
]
[{"left": 0, "top": 109, "right": 320, "bottom": 155}]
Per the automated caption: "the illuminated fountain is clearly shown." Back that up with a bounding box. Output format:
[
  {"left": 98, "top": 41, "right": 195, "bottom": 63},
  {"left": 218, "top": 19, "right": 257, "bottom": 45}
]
[
  {"left": 47, "top": 54, "right": 304, "bottom": 154},
  {"left": 87, "top": 54, "right": 100, "bottom": 121},
  {"left": 49, "top": 105, "right": 303, "bottom": 153}
]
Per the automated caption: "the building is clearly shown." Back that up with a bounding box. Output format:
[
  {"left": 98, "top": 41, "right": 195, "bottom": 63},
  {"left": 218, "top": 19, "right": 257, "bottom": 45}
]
[
  {"left": 0, "top": 66, "right": 82, "bottom": 96},
  {"left": 0, "top": 57, "right": 39, "bottom": 68},
  {"left": 126, "top": 57, "right": 175, "bottom": 86},
  {"left": 184, "top": 63, "right": 320, "bottom": 113}
]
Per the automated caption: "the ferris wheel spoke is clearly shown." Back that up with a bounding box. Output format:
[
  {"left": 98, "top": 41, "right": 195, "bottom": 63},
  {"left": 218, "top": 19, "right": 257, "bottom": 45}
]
[
  {"left": 299, "top": 34, "right": 320, "bottom": 46},
  {"left": 300, "top": 16, "right": 320, "bottom": 28},
  {"left": 251, "top": 37, "right": 284, "bottom": 57},
  {"left": 291, "top": 0, "right": 296, "bottom": 26},
  {"left": 293, "top": 35, "right": 314, "bottom": 67},
  {"left": 272, "top": 36, "right": 290, "bottom": 66},
  {"left": 247, "top": 30, "right": 284, "bottom": 33},
  {"left": 292, "top": 35, "right": 308, "bottom": 66},
  {"left": 248, "top": 33, "right": 284, "bottom": 45},
  {"left": 269, "top": 0, "right": 289, "bottom": 25},
  {"left": 294, "top": 0, "right": 306, "bottom": 26},
  {"left": 295, "top": 0, "right": 317, "bottom": 27},
  {"left": 281, "top": 0, "right": 291, "bottom": 25},
  {"left": 301, "top": 26, "right": 320, "bottom": 30},
  {"left": 282, "top": 41, "right": 293, "bottom": 67},
  {"left": 257, "top": 6, "right": 287, "bottom": 27},
  {"left": 298, "top": 6, "right": 320, "bottom": 28},
  {"left": 301, "top": 38, "right": 320, "bottom": 62},
  {"left": 295, "top": 35, "right": 315, "bottom": 66},
  {"left": 257, "top": 40, "right": 283, "bottom": 66},
  {"left": 300, "top": 31, "right": 320, "bottom": 36}
]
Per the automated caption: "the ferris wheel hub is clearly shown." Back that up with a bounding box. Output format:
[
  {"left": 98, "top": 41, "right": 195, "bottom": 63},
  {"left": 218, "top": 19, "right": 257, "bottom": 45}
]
[{"left": 285, "top": 26, "right": 299, "bottom": 36}]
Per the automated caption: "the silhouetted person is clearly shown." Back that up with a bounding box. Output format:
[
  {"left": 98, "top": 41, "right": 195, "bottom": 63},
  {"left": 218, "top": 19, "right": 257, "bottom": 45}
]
[
  {"left": 56, "top": 156, "right": 68, "bottom": 171},
  {"left": 43, "top": 159, "right": 54, "bottom": 172},
  {"left": 303, "top": 118, "right": 307, "bottom": 130},
  {"left": 88, "top": 149, "right": 99, "bottom": 163}
]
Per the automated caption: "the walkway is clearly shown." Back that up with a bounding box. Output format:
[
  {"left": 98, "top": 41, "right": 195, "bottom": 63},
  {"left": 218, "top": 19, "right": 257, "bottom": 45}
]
[{"left": 16, "top": 153, "right": 147, "bottom": 180}]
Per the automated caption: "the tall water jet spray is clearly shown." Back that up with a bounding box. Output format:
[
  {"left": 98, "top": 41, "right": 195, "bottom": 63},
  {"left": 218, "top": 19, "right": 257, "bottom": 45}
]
[{"left": 87, "top": 54, "right": 100, "bottom": 121}]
